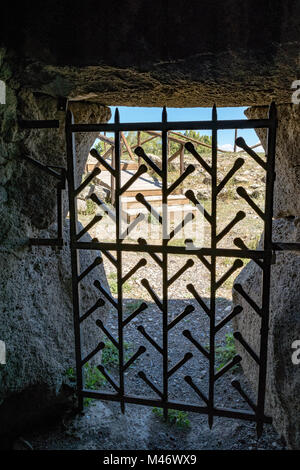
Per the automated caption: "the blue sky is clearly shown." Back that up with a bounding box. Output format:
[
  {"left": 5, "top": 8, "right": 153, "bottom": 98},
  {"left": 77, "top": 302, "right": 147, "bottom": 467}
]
[{"left": 108, "top": 106, "right": 262, "bottom": 150}]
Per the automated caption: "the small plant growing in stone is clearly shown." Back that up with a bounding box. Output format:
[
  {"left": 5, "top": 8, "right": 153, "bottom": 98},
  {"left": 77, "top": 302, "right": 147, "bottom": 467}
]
[
  {"left": 152, "top": 407, "right": 190, "bottom": 429},
  {"left": 215, "top": 333, "right": 239, "bottom": 371},
  {"left": 65, "top": 363, "right": 107, "bottom": 406},
  {"left": 102, "top": 341, "right": 131, "bottom": 368},
  {"left": 83, "top": 199, "right": 97, "bottom": 215},
  {"left": 107, "top": 272, "right": 132, "bottom": 294}
]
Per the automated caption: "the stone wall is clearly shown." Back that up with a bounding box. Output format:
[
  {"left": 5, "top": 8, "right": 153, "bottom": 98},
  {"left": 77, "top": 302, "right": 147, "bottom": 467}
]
[
  {"left": 0, "top": 58, "right": 112, "bottom": 440},
  {"left": 233, "top": 104, "right": 300, "bottom": 449}
]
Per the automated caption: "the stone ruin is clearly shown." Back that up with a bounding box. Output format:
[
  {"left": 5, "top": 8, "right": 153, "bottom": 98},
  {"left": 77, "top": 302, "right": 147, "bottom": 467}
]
[{"left": 0, "top": 0, "right": 299, "bottom": 449}]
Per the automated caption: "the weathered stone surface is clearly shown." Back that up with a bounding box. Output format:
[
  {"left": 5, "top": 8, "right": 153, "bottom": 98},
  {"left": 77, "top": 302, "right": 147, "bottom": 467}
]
[
  {"left": 1, "top": 1, "right": 300, "bottom": 106},
  {"left": 244, "top": 104, "right": 300, "bottom": 218},
  {"left": 232, "top": 218, "right": 300, "bottom": 449},
  {"left": 0, "top": 84, "right": 111, "bottom": 439},
  {"left": 0, "top": 222, "right": 110, "bottom": 439}
]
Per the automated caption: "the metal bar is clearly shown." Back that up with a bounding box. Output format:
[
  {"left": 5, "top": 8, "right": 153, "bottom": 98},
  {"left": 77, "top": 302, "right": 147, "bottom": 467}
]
[
  {"left": 208, "top": 104, "right": 217, "bottom": 429},
  {"left": 114, "top": 108, "right": 125, "bottom": 413},
  {"left": 162, "top": 106, "right": 169, "bottom": 421},
  {"left": 65, "top": 109, "right": 83, "bottom": 411},
  {"left": 19, "top": 119, "right": 59, "bottom": 129},
  {"left": 137, "top": 326, "right": 163, "bottom": 354},
  {"left": 20, "top": 154, "right": 62, "bottom": 179},
  {"left": 70, "top": 118, "right": 274, "bottom": 133},
  {"left": 256, "top": 102, "right": 277, "bottom": 437},
  {"left": 29, "top": 238, "right": 63, "bottom": 247},
  {"left": 76, "top": 215, "right": 103, "bottom": 241},
  {"left": 75, "top": 241, "right": 266, "bottom": 259},
  {"left": 79, "top": 390, "right": 272, "bottom": 424}
]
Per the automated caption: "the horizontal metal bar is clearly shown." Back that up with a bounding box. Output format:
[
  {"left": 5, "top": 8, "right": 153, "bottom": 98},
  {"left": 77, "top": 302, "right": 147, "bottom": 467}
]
[
  {"left": 75, "top": 241, "right": 267, "bottom": 259},
  {"left": 29, "top": 238, "right": 64, "bottom": 247},
  {"left": 20, "top": 154, "right": 63, "bottom": 179},
  {"left": 70, "top": 118, "right": 274, "bottom": 133},
  {"left": 79, "top": 390, "right": 272, "bottom": 423},
  {"left": 272, "top": 242, "right": 300, "bottom": 251},
  {"left": 19, "top": 119, "right": 60, "bottom": 129}
]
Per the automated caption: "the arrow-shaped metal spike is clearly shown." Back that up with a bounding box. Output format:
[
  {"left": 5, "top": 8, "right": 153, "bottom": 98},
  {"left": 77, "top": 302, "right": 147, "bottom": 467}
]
[
  {"left": 120, "top": 213, "right": 145, "bottom": 239},
  {"left": 185, "top": 190, "right": 212, "bottom": 224},
  {"left": 94, "top": 280, "right": 118, "bottom": 309},
  {"left": 90, "top": 149, "right": 116, "bottom": 176},
  {"left": 182, "top": 330, "right": 210, "bottom": 359},
  {"left": 135, "top": 193, "right": 162, "bottom": 224},
  {"left": 184, "top": 376, "right": 209, "bottom": 405},
  {"left": 123, "top": 302, "right": 148, "bottom": 327},
  {"left": 231, "top": 379, "right": 257, "bottom": 411},
  {"left": 234, "top": 237, "right": 264, "bottom": 269},
  {"left": 215, "top": 305, "right": 243, "bottom": 332},
  {"left": 216, "top": 158, "right": 245, "bottom": 194},
  {"left": 215, "top": 259, "right": 244, "bottom": 290},
  {"left": 233, "top": 332, "right": 260, "bottom": 364},
  {"left": 184, "top": 142, "right": 212, "bottom": 175},
  {"left": 75, "top": 167, "right": 101, "bottom": 196},
  {"left": 76, "top": 215, "right": 103, "bottom": 240},
  {"left": 168, "top": 352, "right": 193, "bottom": 378},
  {"left": 120, "top": 164, "right": 148, "bottom": 195},
  {"left": 186, "top": 284, "right": 211, "bottom": 317},
  {"left": 137, "top": 325, "right": 163, "bottom": 354},
  {"left": 236, "top": 187, "right": 265, "bottom": 221},
  {"left": 90, "top": 193, "right": 116, "bottom": 222},
  {"left": 216, "top": 211, "right": 246, "bottom": 244},
  {"left": 134, "top": 147, "right": 162, "bottom": 177},
  {"left": 138, "top": 371, "right": 163, "bottom": 398},
  {"left": 138, "top": 238, "right": 162, "bottom": 267},
  {"left": 96, "top": 319, "right": 119, "bottom": 348},
  {"left": 167, "top": 164, "right": 195, "bottom": 195},
  {"left": 123, "top": 346, "right": 146, "bottom": 371},
  {"left": 101, "top": 249, "right": 117, "bottom": 267},
  {"left": 81, "top": 342, "right": 105, "bottom": 366},
  {"left": 214, "top": 355, "right": 242, "bottom": 381},
  {"left": 77, "top": 256, "right": 103, "bottom": 282},
  {"left": 80, "top": 298, "right": 105, "bottom": 323},
  {"left": 233, "top": 283, "right": 262, "bottom": 317},
  {"left": 168, "top": 305, "right": 195, "bottom": 330},
  {"left": 122, "top": 258, "right": 147, "bottom": 284},
  {"left": 90, "top": 148, "right": 116, "bottom": 176},
  {"left": 140, "top": 279, "right": 163, "bottom": 310},
  {"left": 167, "top": 259, "right": 194, "bottom": 287},
  {"left": 97, "top": 365, "right": 120, "bottom": 392},
  {"left": 235, "top": 137, "right": 266, "bottom": 170},
  {"left": 168, "top": 213, "right": 195, "bottom": 241}
]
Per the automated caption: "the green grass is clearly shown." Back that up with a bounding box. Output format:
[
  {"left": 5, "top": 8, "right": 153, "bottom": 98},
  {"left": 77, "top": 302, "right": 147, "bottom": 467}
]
[
  {"left": 107, "top": 272, "right": 132, "bottom": 294},
  {"left": 65, "top": 363, "right": 107, "bottom": 406},
  {"left": 101, "top": 341, "right": 131, "bottom": 369},
  {"left": 215, "top": 333, "right": 239, "bottom": 371},
  {"left": 83, "top": 199, "right": 97, "bottom": 215},
  {"left": 152, "top": 407, "right": 190, "bottom": 429},
  {"left": 125, "top": 301, "right": 144, "bottom": 315}
]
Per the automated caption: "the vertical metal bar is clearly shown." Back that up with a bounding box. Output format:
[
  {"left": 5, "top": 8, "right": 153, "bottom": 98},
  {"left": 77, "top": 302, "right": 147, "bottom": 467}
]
[
  {"left": 180, "top": 144, "right": 184, "bottom": 178},
  {"left": 56, "top": 169, "right": 65, "bottom": 243},
  {"left": 65, "top": 109, "right": 83, "bottom": 411},
  {"left": 256, "top": 102, "right": 277, "bottom": 437},
  {"left": 234, "top": 128, "right": 238, "bottom": 153},
  {"left": 137, "top": 131, "right": 141, "bottom": 166},
  {"left": 162, "top": 107, "right": 169, "bottom": 420},
  {"left": 111, "top": 147, "right": 116, "bottom": 206},
  {"left": 115, "top": 108, "right": 125, "bottom": 413},
  {"left": 209, "top": 104, "right": 218, "bottom": 428}
]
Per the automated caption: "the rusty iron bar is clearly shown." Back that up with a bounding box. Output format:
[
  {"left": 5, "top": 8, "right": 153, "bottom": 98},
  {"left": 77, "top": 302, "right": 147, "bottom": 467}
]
[{"left": 65, "top": 109, "right": 83, "bottom": 411}]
